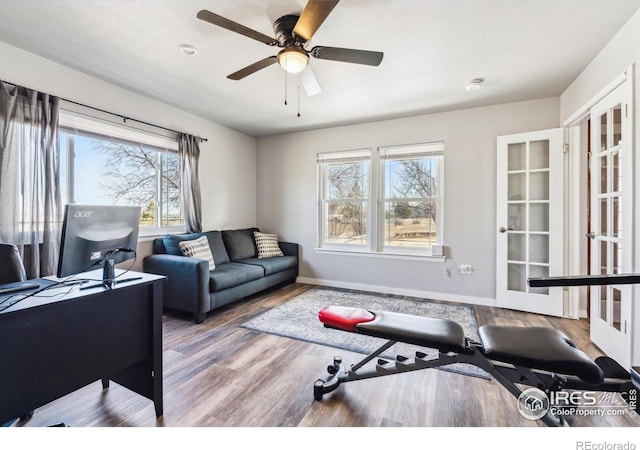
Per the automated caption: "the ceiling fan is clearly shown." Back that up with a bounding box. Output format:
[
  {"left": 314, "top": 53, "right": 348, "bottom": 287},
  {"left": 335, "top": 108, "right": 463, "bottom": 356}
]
[{"left": 196, "top": 0, "right": 384, "bottom": 96}]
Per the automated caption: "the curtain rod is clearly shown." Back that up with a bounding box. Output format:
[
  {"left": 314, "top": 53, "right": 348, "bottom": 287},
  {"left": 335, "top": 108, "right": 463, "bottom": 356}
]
[
  {"left": 62, "top": 98, "right": 208, "bottom": 143},
  {"left": 1, "top": 79, "right": 208, "bottom": 142}
]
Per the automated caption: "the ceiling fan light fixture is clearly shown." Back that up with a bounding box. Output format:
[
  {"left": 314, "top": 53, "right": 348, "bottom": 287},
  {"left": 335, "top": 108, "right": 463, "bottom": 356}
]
[{"left": 278, "top": 47, "right": 309, "bottom": 74}]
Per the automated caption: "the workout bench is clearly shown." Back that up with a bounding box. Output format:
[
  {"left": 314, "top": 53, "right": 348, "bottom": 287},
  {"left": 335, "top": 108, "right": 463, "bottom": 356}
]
[{"left": 313, "top": 305, "right": 640, "bottom": 427}]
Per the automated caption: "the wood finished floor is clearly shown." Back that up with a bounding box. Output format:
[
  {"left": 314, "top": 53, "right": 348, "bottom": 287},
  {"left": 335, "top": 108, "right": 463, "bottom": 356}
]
[{"left": 14, "top": 283, "right": 639, "bottom": 428}]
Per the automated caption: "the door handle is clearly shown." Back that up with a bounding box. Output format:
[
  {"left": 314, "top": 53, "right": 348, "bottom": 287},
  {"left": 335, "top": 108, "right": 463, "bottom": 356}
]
[
  {"left": 499, "top": 227, "right": 513, "bottom": 233},
  {"left": 586, "top": 232, "right": 596, "bottom": 239}
]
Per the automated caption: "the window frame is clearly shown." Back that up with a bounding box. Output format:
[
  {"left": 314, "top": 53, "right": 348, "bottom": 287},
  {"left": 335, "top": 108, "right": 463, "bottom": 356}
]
[
  {"left": 317, "top": 142, "right": 444, "bottom": 258},
  {"left": 377, "top": 142, "right": 444, "bottom": 256},
  {"left": 58, "top": 110, "right": 185, "bottom": 237},
  {"left": 317, "top": 149, "right": 371, "bottom": 250}
]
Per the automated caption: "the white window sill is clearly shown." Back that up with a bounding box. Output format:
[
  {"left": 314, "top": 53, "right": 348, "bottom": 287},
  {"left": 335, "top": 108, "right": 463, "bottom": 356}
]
[
  {"left": 138, "top": 227, "right": 187, "bottom": 241},
  {"left": 314, "top": 247, "right": 446, "bottom": 262}
]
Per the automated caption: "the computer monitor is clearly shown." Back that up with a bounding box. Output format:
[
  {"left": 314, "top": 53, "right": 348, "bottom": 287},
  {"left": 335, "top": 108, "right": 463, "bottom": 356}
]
[{"left": 57, "top": 204, "right": 141, "bottom": 288}]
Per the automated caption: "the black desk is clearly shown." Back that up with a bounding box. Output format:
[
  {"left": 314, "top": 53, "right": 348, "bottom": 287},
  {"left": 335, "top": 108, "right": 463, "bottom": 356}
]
[{"left": 0, "top": 271, "right": 165, "bottom": 424}]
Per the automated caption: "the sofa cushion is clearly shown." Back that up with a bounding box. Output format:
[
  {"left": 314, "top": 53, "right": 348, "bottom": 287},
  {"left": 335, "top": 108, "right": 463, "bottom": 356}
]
[
  {"left": 209, "top": 262, "right": 264, "bottom": 292},
  {"left": 254, "top": 231, "right": 285, "bottom": 258},
  {"left": 202, "top": 231, "right": 230, "bottom": 265},
  {"left": 222, "top": 228, "right": 259, "bottom": 261},
  {"left": 163, "top": 232, "right": 203, "bottom": 256},
  {"left": 152, "top": 237, "right": 168, "bottom": 254},
  {"left": 179, "top": 236, "right": 215, "bottom": 270},
  {"left": 238, "top": 256, "right": 298, "bottom": 276}
]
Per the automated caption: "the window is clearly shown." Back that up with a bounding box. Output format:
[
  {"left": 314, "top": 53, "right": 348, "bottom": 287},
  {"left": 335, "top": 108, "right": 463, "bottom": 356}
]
[
  {"left": 318, "top": 143, "right": 444, "bottom": 256},
  {"left": 318, "top": 149, "right": 370, "bottom": 247},
  {"left": 379, "top": 143, "right": 443, "bottom": 252},
  {"left": 59, "top": 111, "right": 184, "bottom": 236}
]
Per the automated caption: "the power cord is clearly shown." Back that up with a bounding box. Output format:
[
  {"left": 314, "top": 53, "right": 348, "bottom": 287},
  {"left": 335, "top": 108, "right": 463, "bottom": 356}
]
[{"left": 0, "top": 248, "right": 139, "bottom": 312}]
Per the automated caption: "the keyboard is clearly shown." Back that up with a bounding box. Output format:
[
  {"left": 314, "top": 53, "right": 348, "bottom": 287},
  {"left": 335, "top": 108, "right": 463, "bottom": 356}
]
[{"left": 0, "top": 282, "right": 41, "bottom": 296}]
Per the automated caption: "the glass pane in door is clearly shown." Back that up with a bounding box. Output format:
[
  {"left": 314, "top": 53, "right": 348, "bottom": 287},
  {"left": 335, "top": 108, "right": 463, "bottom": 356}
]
[
  {"left": 613, "top": 104, "right": 622, "bottom": 146},
  {"left": 508, "top": 143, "right": 526, "bottom": 170},
  {"left": 529, "top": 235, "right": 549, "bottom": 263},
  {"left": 508, "top": 204, "right": 525, "bottom": 231},
  {"left": 529, "top": 265, "right": 549, "bottom": 295},
  {"left": 530, "top": 172, "right": 549, "bottom": 200},
  {"left": 529, "top": 204, "right": 549, "bottom": 231},
  {"left": 612, "top": 288, "right": 621, "bottom": 331},
  {"left": 508, "top": 173, "right": 525, "bottom": 201},
  {"left": 612, "top": 150, "right": 620, "bottom": 192},
  {"left": 600, "top": 113, "right": 608, "bottom": 151},
  {"left": 599, "top": 286, "right": 607, "bottom": 321},
  {"left": 508, "top": 263, "right": 526, "bottom": 292},
  {"left": 508, "top": 234, "right": 525, "bottom": 261},
  {"left": 529, "top": 140, "right": 549, "bottom": 169},
  {"left": 600, "top": 155, "right": 608, "bottom": 193},
  {"left": 600, "top": 199, "right": 608, "bottom": 235},
  {"left": 613, "top": 242, "right": 621, "bottom": 274},
  {"left": 600, "top": 241, "right": 608, "bottom": 274},
  {"left": 613, "top": 197, "right": 620, "bottom": 237}
]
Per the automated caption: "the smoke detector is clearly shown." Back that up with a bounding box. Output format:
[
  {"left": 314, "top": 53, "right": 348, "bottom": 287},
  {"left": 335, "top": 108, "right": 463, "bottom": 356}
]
[
  {"left": 465, "top": 78, "right": 484, "bottom": 91},
  {"left": 178, "top": 44, "right": 198, "bottom": 56}
]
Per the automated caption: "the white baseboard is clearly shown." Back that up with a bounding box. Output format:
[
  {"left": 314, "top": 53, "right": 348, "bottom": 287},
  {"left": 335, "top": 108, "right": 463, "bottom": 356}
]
[
  {"left": 579, "top": 309, "right": 589, "bottom": 319},
  {"left": 296, "top": 276, "right": 496, "bottom": 308}
]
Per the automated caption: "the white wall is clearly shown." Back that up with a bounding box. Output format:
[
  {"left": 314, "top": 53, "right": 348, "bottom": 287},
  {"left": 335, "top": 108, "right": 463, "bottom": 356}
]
[
  {"left": 257, "top": 98, "right": 560, "bottom": 305},
  {"left": 0, "top": 41, "right": 257, "bottom": 269},
  {"left": 559, "top": 8, "right": 640, "bottom": 364}
]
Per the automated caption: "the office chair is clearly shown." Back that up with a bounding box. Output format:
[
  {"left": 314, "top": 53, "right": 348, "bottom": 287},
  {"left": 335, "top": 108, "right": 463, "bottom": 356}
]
[
  {"left": 0, "top": 243, "right": 27, "bottom": 284},
  {"left": 0, "top": 243, "right": 33, "bottom": 426}
]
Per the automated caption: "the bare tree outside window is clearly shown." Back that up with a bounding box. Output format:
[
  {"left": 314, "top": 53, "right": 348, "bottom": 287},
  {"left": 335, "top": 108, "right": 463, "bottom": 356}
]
[
  {"left": 384, "top": 157, "right": 439, "bottom": 248},
  {"left": 324, "top": 162, "right": 368, "bottom": 245},
  {"left": 60, "top": 130, "right": 183, "bottom": 230},
  {"left": 92, "top": 141, "right": 182, "bottom": 227}
]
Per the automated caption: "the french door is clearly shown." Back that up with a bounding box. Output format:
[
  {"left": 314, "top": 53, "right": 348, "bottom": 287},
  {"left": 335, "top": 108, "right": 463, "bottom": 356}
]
[
  {"left": 588, "top": 82, "right": 632, "bottom": 368},
  {"left": 496, "top": 129, "right": 564, "bottom": 316}
]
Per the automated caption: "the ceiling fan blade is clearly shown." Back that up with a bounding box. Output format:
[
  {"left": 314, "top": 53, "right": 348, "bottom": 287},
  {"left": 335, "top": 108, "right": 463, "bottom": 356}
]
[
  {"left": 197, "top": 10, "right": 278, "bottom": 46},
  {"left": 311, "top": 46, "right": 383, "bottom": 66},
  {"left": 227, "top": 56, "right": 278, "bottom": 80},
  {"left": 300, "top": 65, "right": 322, "bottom": 96},
  {"left": 293, "top": 0, "right": 340, "bottom": 42}
]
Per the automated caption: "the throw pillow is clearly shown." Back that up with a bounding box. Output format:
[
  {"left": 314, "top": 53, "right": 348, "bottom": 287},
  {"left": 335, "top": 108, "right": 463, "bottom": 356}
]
[
  {"left": 162, "top": 232, "right": 203, "bottom": 256},
  {"left": 179, "top": 236, "right": 215, "bottom": 270},
  {"left": 254, "top": 231, "right": 284, "bottom": 259}
]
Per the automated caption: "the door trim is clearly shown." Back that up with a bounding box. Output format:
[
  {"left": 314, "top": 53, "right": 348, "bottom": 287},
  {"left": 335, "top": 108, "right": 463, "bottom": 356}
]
[{"left": 563, "top": 68, "right": 630, "bottom": 128}]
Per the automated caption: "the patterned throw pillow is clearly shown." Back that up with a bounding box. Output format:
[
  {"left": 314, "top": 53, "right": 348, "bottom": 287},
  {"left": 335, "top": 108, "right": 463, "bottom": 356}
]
[
  {"left": 179, "top": 236, "right": 215, "bottom": 270},
  {"left": 254, "top": 231, "right": 284, "bottom": 259}
]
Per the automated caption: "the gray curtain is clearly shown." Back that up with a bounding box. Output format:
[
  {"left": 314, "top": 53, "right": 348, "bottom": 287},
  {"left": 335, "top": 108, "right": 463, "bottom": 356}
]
[
  {"left": 0, "top": 81, "right": 61, "bottom": 278},
  {"left": 178, "top": 133, "right": 202, "bottom": 233}
]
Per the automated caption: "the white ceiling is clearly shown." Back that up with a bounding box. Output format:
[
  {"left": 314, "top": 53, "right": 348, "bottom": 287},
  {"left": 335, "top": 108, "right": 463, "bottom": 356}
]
[{"left": 1, "top": 0, "right": 639, "bottom": 138}]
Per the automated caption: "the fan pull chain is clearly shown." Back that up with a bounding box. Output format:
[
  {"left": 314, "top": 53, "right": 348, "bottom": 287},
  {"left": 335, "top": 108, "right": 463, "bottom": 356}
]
[
  {"left": 284, "top": 68, "right": 288, "bottom": 106},
  {"left": 297, "top": 81, "right": 301, "bottom": 117}
]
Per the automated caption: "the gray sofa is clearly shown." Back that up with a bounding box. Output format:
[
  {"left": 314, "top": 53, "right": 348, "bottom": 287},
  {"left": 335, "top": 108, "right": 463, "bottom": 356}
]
[{"left": 143, "top": 228, "right": 298, "bottom": 323}]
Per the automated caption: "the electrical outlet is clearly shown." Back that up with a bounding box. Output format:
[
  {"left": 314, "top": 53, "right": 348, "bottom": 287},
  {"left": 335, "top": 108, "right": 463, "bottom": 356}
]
[{"left": 459, "top": 264, "right": 473, "bottom": 275}]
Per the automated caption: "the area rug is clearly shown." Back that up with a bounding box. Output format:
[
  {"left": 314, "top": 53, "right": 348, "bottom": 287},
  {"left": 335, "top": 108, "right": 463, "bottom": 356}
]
[{"left": 242, "top": 288, "right": 489, "bottom": 379}]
